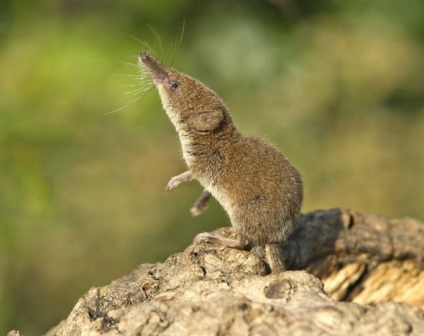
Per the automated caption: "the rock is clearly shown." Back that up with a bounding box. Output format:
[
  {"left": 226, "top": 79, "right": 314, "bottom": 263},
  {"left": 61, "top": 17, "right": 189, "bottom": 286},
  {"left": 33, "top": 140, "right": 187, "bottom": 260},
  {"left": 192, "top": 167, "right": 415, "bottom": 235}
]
[{"left": 42, "top": 208, "right": 424, "bottom": 335}]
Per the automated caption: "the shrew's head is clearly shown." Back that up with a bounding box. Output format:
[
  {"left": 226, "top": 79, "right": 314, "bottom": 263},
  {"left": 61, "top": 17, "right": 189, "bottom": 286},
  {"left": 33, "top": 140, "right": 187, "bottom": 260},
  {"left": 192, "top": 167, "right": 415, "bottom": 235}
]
[{"left": 140, "top": 52, "right": 231, "bottom": 134}]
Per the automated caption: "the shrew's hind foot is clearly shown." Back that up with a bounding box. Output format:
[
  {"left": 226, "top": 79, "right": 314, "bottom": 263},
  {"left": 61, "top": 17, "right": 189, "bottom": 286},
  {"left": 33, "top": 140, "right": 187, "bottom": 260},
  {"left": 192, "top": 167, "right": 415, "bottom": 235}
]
[{"left": 194, "top": 232, "right": 246, "bottom": 250}]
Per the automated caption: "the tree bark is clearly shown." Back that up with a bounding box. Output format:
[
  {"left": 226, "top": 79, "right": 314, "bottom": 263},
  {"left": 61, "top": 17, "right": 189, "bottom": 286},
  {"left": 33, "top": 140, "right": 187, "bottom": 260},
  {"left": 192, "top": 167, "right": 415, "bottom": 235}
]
[{"left": 41, "top": 208, "right": 424, "bottom": 335}]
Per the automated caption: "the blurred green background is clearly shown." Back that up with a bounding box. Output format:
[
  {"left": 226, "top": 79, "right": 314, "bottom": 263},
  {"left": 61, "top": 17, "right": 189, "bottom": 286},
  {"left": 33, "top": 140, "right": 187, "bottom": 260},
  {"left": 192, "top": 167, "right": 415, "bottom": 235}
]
[{"left": 1, "top": 0, "right": 423, "bottom": 334}]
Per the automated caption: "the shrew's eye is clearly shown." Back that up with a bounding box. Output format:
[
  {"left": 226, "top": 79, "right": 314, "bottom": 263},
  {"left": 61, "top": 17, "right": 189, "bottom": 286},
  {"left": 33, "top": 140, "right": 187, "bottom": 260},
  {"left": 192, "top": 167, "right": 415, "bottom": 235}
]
[{"left": 171, "top": 82, "right": 179, "bottom": 89}]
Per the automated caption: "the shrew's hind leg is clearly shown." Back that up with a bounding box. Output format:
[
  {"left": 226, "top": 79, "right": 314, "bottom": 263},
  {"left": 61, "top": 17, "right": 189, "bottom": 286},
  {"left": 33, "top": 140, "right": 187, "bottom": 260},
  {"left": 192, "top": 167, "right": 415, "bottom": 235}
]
[
  {"left": 190, "top": 190, "right": 211, "bottom": 217},
  {"left": 265, "top": 243, "right": 286, "bottom": 273}
]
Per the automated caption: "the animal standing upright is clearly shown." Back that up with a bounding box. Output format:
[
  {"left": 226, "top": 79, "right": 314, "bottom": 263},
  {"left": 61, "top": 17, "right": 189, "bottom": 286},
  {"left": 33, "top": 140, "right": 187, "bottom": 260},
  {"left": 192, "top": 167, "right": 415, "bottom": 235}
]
[{"left": 139, "top": 52, "right": 303, "bottom": 273}]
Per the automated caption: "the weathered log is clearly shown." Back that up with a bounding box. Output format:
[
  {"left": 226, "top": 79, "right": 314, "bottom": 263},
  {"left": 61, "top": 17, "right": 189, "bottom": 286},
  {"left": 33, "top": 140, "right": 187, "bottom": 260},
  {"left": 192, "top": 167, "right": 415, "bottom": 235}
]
[
  {"left": 288, "top": 209, "right": 424, "bottom": 307},
  {"left": 41, "top": 208, "right": 423, "bottom": 335}
]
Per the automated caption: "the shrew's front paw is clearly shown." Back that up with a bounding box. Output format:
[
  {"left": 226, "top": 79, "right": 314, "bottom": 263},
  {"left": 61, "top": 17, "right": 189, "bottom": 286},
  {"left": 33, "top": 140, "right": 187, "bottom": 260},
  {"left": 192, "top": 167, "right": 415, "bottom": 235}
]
[
  {"left": 165, "top": 176, "right": 179, "bottom": 192},
  {"left": 165, "top": 171, "right": 192, "bottom": 192}
]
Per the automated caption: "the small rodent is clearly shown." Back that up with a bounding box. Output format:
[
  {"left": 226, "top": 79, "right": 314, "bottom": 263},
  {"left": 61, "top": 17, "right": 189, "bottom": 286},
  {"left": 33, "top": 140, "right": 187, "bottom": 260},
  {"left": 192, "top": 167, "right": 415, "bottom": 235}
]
[{"left": 139, "top": 52, "right": 303, "bottom": 273}]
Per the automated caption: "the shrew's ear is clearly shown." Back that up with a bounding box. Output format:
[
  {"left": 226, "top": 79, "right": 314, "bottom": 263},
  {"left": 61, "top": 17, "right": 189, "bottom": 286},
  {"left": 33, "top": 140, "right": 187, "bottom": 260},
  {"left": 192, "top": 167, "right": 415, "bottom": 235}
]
[{"left": 189, "top": 109, "right": 224, "bottom": 132}]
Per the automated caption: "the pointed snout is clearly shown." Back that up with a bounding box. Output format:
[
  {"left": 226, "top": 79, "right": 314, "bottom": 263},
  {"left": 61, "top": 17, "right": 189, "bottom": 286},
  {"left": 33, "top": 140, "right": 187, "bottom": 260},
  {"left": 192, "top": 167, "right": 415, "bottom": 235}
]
[{"left": 139, "top": 52, "right": 168, "bottom": 81}]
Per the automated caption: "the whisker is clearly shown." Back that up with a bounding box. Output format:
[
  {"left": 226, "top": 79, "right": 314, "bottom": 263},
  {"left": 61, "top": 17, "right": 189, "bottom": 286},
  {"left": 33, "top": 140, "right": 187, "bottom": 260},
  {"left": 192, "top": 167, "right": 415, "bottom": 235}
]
[
  {"left": 147, "top": 24, "right": 164, "bottom": 64},
  {"left": 107, "top": 57, "right": 155, "bottom": 115},
  {"left": 123, "top": 87, "right": 145, "bottom": 96},
  {"left": 170, "top": 19, "right": 185, "bottom": 66},
  {"left": 107, "top": 29, "right": 172, "bottom": 116},
  {"left": 119, "top": 82, "right": 147, "bottom": 88},
  {"left": 112, "top": 73, "right": 142, "bottom": 78},
  {"left": 130, "top": 35, "right": 157, "bottom": 57},
  {"left": 105, "top": 86, "right": 154, "bottom": 115},
  {"left": 119, "top": 61, "right": 141, "bottom": 70},
  {"left": 124, "top": 86, "right": 152, "bottom": 98}
]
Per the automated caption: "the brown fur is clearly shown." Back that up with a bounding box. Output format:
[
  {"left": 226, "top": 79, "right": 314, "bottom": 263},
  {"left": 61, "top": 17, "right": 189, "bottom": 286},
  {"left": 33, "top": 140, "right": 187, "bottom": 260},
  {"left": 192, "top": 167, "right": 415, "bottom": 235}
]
[{"left": 140, "top": 52, "right": 303, "bottom": 272}]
